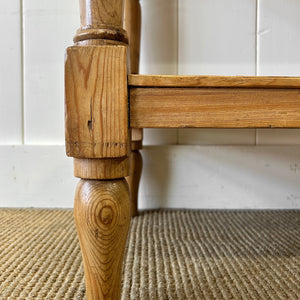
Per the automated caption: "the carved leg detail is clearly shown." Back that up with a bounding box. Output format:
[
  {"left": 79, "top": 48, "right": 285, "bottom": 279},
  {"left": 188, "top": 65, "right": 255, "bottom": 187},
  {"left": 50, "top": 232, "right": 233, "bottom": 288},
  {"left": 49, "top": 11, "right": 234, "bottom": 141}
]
[
  {"left": 127, "top": 149, "right": 142, "bottom": 217},
  {"left": 74, "top": 179, "right": 131, "bottom": 300}
]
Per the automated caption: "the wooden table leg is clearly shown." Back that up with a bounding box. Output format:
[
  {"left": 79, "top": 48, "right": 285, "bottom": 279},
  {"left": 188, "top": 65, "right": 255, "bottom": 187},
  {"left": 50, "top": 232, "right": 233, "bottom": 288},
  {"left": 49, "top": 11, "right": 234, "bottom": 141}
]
[
  {"left": 65, "top": 1, "right": 142, "bottom": 297},
  {"left": 127, "top": 145, "right": 143, "bottom": 216},
  {"left": 75, "top": 179, "right": 130, "bottom": 299},
  {"left": 124, "top": 0, "right": 143, "bottom": 217}
]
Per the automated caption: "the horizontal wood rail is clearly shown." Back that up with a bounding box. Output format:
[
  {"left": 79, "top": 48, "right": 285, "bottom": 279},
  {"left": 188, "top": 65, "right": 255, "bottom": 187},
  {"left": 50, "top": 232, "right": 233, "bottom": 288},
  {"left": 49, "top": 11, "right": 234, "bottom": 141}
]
[
  {"left": 129, "top": 75, "right": 300, "bottom": 88},
  {"left": 129, "top": 75, "right": 300, "bottom": 128}
]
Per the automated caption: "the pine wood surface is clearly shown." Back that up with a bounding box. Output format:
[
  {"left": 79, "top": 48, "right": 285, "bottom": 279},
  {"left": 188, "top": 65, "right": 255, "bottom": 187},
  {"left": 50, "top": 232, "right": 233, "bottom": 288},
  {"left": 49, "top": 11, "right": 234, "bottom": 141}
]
[
  {"left": 75, "top": 0, "right": 128, "bottom": 44},
  {"left": 124, "top": 0, "right": 141, "bottom": 74},
  {"left": 131, "top": 128, "right": 143, "bottom": 142},
  {"left": 67, "top": 1, "right": 132, "bottom": 300},
  {"left": 130, "top": 87, "right": 300, "bottom": 128},
  {"left": 123, "top": 0, "right": 142, "bottom": 218},
  {"left": 65, "top": 45, "right": 129, "bottom": 158},
  {"left": 128, "top": 74, "right": 300, "bottom": 88},
  {"left": 74, "top": 158, "right": 129, "bottom": 179},
  {"left": 124, "top": 0, "right": 143, "bottom": 144},
  {"left": 79, "top": 0, "right": 124, "bottom": 28},
  {"left": 126, "top": 150, "right": 142, "bottom": 216},
  {"left": 131, "top": 140, "right": 142, "bottom": 151},
  {"left": 74, "top": 179, "right": 130, "bottom": 300}
]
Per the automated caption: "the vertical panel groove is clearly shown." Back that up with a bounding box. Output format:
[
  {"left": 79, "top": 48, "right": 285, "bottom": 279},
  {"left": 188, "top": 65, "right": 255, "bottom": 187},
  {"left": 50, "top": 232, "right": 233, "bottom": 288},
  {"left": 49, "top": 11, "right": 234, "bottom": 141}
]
[
  {"left": 255, "top": 0, "right": 259, "bottom": 145},
  {"left": 175, "top": 0, "right": 179, "bottom": 144},
  {"left": 20, "top": 0, "right": 25, "bottom": 144},
  {"left": 175, "top": 0, "right": 179, "bottom": 76},
  {"left": 255, "top": 0, "right": 259, "bottom": 77},
  {"left": 140, "top": 0, "right": 179, "bottom": 145},
  {"left": 0, "top": 0, "right": 23, "bottom": 144}
]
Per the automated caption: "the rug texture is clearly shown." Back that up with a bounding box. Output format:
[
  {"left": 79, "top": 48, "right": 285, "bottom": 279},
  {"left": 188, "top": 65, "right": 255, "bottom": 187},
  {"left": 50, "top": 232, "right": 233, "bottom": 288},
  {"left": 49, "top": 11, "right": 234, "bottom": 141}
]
[{"left": 0, "top": 209, "right": 299, "bottom": 300}]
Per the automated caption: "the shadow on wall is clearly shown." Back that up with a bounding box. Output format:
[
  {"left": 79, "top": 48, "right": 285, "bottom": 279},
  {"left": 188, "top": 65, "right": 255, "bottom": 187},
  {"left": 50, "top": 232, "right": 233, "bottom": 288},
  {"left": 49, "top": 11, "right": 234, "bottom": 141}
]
[
  {"left": 138, "top": 146, "right": 300, "bottom": 210},
  {"left": 139, "top": 0, "right": 178, "bottom": 75}
]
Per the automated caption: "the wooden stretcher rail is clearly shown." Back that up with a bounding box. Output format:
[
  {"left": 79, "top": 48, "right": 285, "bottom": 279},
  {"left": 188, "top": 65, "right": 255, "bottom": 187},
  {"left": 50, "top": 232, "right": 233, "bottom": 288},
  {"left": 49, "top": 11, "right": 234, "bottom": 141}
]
[
  {"left": 129, "top": 75, "right": 300, "bottom": 128},
  {"left": 128, "top": 74, "right": 300, "bottom": 88}
]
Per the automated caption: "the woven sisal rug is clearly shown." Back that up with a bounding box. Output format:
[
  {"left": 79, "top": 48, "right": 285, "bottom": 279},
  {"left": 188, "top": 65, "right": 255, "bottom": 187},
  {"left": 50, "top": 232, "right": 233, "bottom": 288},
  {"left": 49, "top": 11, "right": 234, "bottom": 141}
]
[{"left": 0, "top": 209, "right": 299, "bottom": 299}]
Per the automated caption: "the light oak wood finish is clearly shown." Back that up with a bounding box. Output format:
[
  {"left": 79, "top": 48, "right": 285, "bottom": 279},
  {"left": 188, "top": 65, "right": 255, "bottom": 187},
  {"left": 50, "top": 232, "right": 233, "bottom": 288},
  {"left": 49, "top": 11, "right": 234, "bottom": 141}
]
[
  {"left": 75, "top": 0, "right": 128, "bottom": 44},
  {"left": 124, "top": 0, "right": 143, "bottom": 143},
  {"left": 124, "top": 0, "right": 141, "bottom": 74},
  {"left": 129, "top": 76, "right": 300, "bottom": 128},
  {"left": 131, "top": 127, "right": 143, "bottom": 141},
  {"left": 124, "top": 0, "right": 142, "bottom": 216},
  {"left": 129, "top": 74, "right": 300, "bottom": 88},
  {"left": 131, "top": 140, "right": 143, "bottom": 151},
  {"left": 65, "top": 1, "right": 131, "bottom": 299},
  {"left": 74, "top": 158, "right": 129, "bottom": 179},
  {"left": 65, "top": 45, "right": 129, "bottom": 158},
  {"left": 79, "top": 0, "right": 124, "bottom": 28},
  {"left": 66, "top": 1, "right": 300, "bottom": 298},
  {"left": 126, "top": 150, "right": 142, "bottom": 216},
  {"left": 74, "top": 179, "right": 130, "bottom": 300}
]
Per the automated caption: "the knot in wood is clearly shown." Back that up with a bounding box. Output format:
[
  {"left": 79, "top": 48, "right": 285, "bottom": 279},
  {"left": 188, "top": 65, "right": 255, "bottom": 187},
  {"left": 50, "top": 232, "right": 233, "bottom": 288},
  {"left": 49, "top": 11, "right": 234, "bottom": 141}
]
[{"left": 99, "top": 206, "right": 114, "bottom": 225}]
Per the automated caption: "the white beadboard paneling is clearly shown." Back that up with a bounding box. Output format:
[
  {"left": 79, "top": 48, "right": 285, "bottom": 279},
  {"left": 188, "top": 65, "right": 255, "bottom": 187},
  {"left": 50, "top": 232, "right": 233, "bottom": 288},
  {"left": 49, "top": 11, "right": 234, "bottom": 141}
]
[
  {"left": 257, "top": 129, "right": 300, "bottom": 145},
  {"left": 178, "top": 0, "right": 256, "bottom": 75},
  {"left": 23, "top": 0, "right": 79, "bottom": 144},
  {"left": 0, "top": 0, "right": 22, "bottom": 144},
  {"left": 257, "top": 0, "right": 300, "bottom": 144},
  {"left": 2, "top": 145, "right": 300, "bottom": 209},
  {"left": 139, "top": 146, "right": 300, "bottom": 209},
  {"left": 0, "top": 146, "right": 77, "bottom": 207},
  {"left": 258, "top": 0, "right": 300, "bottom": 76},
  {"left": 140, "top": 0, "right": 179, "bottom": 145},
  {"left": 179, "top": 129, "right": 256, "bottom": 145},
  {"left": 139, "top": 0, "right": 178, "bottom": 75}
]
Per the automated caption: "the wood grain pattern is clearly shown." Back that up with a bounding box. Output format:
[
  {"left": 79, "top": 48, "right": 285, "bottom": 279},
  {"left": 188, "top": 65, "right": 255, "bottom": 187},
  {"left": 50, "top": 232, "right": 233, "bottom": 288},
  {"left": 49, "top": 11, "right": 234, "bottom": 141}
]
[
  {"left": 79, "top": 0, "right": 124, "bottom": 28},
  {"left": 65, "top": 45, "right": 129, "bottom": 158},
  {"left": 74, "top": 179, "right": 130, "bottom": 300},
  {"left": 75, "top": 0, "right": 127, "bottom": 44},
  {"left": 68, "top": 2, "right": 131, "bottom": 300},
  {"left": 126, "top": 150, "right": 142, "bottom": 216},
  {"left": 74, "top": 157, "right": 129, "bottom": 179},
  {"left": 124, "top": 0, "right": 143, "bottom": 146},
  {"left": 131, "top": 128, "right": 143, "bottom": 142},
  {"left": 129, "top": 74, "right": 300, "bottom": 88},
  {"left": 130, "top": 87, "right": 300, "bottom": 128},
  {"left": 124, "top": 0, "right": 141, "bottom": 74},
  {"left": 123, "top": 0, "right": 143, "bottom": 215}
]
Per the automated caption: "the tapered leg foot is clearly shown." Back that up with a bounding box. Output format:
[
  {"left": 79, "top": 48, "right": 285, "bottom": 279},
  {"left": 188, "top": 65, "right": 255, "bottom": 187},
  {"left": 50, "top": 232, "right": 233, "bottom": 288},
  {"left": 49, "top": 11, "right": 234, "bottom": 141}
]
[
  {"left": 74, "top": 179, "right": 130, "bottom": 300},
  {"left": 127, "top": 150, "right": 142, "bottom": 217}
]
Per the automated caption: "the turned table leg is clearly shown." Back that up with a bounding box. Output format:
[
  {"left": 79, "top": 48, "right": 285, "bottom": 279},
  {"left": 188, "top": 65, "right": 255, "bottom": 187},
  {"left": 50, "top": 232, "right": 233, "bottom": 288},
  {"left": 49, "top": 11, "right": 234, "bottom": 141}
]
[
  {"left": 65, "top": 0, "right": 144, "bottom": 297},
  {"left": 65, "top": 1, "right": 129, "bottom": 297},
  {"left": 127, "top": 147, "right": 143, "bottom": 216},
  {"left": 74, "top": 179, "right": 130, "bottom": 299}
]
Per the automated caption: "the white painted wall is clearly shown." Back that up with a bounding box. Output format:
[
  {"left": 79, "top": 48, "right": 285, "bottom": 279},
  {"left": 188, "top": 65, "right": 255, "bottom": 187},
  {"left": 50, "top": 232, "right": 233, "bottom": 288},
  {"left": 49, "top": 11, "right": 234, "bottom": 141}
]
[
  {"left": 1, "top": 0, "right": 300, "bottom": 208},
  {"left": 0, "top": 1, "right": 22, "bottom": 144}
]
